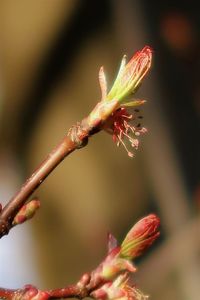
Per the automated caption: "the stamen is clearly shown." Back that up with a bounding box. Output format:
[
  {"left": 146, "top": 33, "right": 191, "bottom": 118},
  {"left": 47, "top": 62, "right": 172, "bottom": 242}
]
[
  {"left": 103, "top": 107, "right": 146, "bottom": 157},
  {"left": 117, "top": 133, "right": 134, "bottom": 157}
]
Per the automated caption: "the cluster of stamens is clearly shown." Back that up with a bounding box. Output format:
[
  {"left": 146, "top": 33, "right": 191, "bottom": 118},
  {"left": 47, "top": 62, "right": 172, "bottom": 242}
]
[{"left": 104, "top": 107, "right": 147, "bottom": 157}]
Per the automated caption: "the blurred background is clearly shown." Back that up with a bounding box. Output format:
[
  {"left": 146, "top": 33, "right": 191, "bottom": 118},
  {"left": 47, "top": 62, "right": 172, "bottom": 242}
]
[{"left": 0, "top": 1, "right": 199, "bottom": 299}]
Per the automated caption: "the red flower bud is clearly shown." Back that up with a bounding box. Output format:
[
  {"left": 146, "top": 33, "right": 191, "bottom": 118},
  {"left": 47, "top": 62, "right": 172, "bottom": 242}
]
[
  {"left": 106, "top": 46, "right": 152, "bottom": 103},
  {"left": 120, "top": 214, "right": 160, "bottom": 259}
]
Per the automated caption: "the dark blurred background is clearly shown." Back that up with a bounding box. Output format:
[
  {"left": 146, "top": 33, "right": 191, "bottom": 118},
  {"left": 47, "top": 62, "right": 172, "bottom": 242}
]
[{"left": 0, "top": 1, "right": 199, "bottom": 299}]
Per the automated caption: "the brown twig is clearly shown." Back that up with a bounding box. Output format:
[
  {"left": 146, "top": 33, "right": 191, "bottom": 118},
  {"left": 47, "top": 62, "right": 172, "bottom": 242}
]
[
  {"left": 0, "top": 272, "right": 103, "bottom": 300},
  {"left": 0, "top": 120, "right": 93, "bottom": 238},
  {"left": 0, "top": 282, "right": 89, "bottom": 300}
]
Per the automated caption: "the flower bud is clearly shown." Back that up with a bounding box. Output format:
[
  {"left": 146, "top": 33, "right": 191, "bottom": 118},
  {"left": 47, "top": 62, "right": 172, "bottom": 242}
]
[
  {"left": 89, "top": 46, "right": 152, "bottom": 128},
  {"left": 120, "top": 214, "right": 160, "bottom": 259},
  {"left": 89, "top": 46, "right": 152, "bottom": 157},
  {"left": 106, "top": 46, "right": 152, "bottom": 105}
]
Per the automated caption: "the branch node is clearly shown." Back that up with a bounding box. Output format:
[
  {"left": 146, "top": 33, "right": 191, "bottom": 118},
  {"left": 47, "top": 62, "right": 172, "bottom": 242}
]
[{"left": 68, "top": 122, "right": 88, "bottom": 149}]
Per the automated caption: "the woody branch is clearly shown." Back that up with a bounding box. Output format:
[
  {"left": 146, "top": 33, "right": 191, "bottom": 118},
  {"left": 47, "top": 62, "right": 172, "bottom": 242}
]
[
  {"left": 0, "top": 46, "right": 155, "bottom": 300},
  {"left": 0, "top": 46, "right": 152, "bottom": 239}
]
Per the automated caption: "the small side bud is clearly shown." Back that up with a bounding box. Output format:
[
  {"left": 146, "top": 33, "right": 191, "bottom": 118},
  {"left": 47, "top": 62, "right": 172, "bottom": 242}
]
[
  {"left": 12, "top": 199, "right": 40, "bottom": 226},
  {"left": 15, "top": 285, "right": 49, "bottom": 300},
  {"left": 77, "top": 273, "right": 91, "bottom": 288}
]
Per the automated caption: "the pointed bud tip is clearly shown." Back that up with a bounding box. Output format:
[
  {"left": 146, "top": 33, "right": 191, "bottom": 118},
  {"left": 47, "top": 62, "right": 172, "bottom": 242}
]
[
  {"left": 128, "top": 214, "right": 160, "bottom": 239},
  {"left": 142, "top": 45, "right": 153, "bottom": 53},
  {"left": 141, "top": 46, "right": 153, "bottom": 62},
  {"left": 143, "top": 213, "right": 160, "bottom": 229}
]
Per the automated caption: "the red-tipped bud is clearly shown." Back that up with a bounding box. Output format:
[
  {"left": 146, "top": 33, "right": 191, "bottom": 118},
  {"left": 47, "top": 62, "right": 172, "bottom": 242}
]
[
  {"left": 12, "top": 199, "right": 40, "bottom": 226},
  {"left": 106, "top": 46, "right": 152, "bottom": 103},
  {"left": 89, "top": 215, "right": 160, "bottom": 291},
  {"left": 120, "top": 214, "right": 160, "bottom": 259}
]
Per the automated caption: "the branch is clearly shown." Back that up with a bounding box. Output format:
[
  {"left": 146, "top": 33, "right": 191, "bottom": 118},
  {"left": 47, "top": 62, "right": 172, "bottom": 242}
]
[
  {"left": 0, "top": 46, "right": 152, "bottom": 238},
  {"left": 0, "top": 282, "right": 87, "bottom": 300},
  {"left": 0, "top": 124, "right": 89, "bottom": 237},
  {"left": 0, "top": 46, "right": 156, "bottom": 300},
  {"left": 0, "top": 214, "right": 160, "bottom": 300}
]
